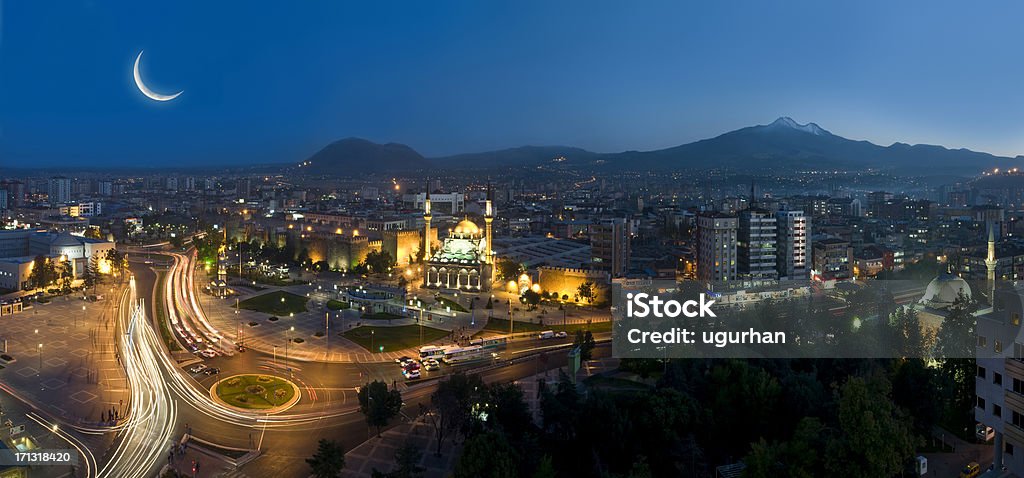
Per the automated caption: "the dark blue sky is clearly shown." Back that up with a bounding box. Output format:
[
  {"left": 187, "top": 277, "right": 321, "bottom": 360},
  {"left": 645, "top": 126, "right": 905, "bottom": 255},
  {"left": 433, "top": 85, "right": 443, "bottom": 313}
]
[{"left": 4, "top": 1, "right": 1024, "bottom": 168}]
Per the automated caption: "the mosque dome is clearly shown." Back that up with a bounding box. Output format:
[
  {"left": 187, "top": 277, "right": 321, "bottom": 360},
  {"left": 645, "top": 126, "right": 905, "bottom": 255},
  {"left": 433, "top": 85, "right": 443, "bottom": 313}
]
[
  {"left": 453, "top": 219, "right": 481, "bottom": 237},
  {"left": 919, "top": 271, "right": 972, "bottom": 309}
]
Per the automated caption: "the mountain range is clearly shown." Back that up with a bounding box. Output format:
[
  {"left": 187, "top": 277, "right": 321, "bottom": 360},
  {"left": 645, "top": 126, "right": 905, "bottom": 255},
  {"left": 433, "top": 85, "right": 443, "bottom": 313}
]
[{"left": 298, "top": 117, "right": 1024, "bottom": 175}]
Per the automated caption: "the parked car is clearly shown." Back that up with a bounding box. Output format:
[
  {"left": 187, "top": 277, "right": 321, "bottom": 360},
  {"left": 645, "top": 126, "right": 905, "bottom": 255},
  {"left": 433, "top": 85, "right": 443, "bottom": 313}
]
[
  {"left": 423, "top": 359, "right": 440, "bottom": 371},
  {"left": 188, "top": 364, "right": 206, "bottom": 374},
  {"left": 203, "top": 367, "right": 221, "bottom": 375},
  {"left": 555, "top": 331, "right": 568, "bottom": 338},
  {"left": 960, "top": 462, "right": 981, "bottom": 478}
]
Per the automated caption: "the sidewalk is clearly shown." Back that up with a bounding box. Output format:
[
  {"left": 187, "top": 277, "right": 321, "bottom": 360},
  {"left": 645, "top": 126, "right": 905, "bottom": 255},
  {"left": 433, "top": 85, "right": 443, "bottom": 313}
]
[
  {"left": 921, "top": 426, "right": 994, "bottom": 477},
  {"left": 162, "top": 434, "right": 253, "bottom": 478},
  {"left": 342, "top": 416, "right": 459, "bottom": 478}
]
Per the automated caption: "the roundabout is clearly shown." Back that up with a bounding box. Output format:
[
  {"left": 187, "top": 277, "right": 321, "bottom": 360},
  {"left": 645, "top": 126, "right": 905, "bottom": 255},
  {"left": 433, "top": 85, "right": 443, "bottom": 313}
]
[{"left": 210, "top": 374, "right": 301, "bottom": 414}]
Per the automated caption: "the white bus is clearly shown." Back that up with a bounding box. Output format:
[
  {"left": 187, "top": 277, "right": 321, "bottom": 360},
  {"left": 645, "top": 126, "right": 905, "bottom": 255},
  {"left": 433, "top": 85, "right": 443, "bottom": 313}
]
[
  {"left": 469, "top": 336, "right": 509, "bottom": 349},
  {"left": 419, "top": 345, "right": 446, "bottom": 361},
  {"left": 442, "top": 345, "right": 490, "bottom": 364}
]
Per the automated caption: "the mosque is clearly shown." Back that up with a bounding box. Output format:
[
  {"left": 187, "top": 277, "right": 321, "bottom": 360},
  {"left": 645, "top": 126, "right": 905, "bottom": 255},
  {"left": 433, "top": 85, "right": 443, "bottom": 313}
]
[
  {"left": 914, "top": 225, "right": 996, "bottom": 326},
  {"left": 421, "top": 186, "right": 494, "bottom": 291}
]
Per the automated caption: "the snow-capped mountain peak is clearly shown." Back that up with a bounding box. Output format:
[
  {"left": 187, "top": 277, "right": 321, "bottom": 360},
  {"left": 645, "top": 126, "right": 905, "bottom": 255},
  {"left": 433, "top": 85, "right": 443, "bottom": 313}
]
[{"left": 767, "top": 116, "right": 829, "bottom": 136}]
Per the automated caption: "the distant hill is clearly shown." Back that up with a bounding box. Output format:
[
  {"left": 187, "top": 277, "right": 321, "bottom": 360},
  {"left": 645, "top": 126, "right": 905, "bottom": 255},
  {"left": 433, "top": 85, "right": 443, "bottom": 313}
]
[
  {"left": 301, "top": 118, "right": 1024, "bottom": 175},
  {"left": 299, "top": 138, "right": 427, "bottom": 173}
]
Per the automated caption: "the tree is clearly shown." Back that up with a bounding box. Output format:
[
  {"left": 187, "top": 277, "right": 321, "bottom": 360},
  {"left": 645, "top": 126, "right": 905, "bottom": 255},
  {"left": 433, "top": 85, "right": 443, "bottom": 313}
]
[
  {"left": 825, "top": 374, "right": 915, "bottom": 478},
  {"left": 84, "top": 227, "right": 103, "bottom": 239},
  {"left": 306, "top": 439, "right": 346, "bottom": 478},
  {"left": 531, "top": 455, "right": 556, "bottom": 478},
  {"left": 58, "top": 260, "right": 74, "bottom": 295},
  {"left": 495, "top": 258, "right": 524, "bottom": 282},
  {"left": 892, "top": 358, "right": 940, "bottom": 436},
  {"left": 371, "top": 440, "right": 425, "bottom": 478},
  {"left": 27, "top": 255, "right": 56, "bottom": 290},
  {"left": 626, "top": 456, "right": 652, "bottom": 478},
  {"left": 425, "top": 373, "right": 487, "bottom": 456},
  {"left": 104, "top": 249, "right": 128, "bottom": 280},
  {"left": 362, "top": 250, "right": 395, "bottom": 274},
  {"left": 453, "top": 431, "right": 518, "bottom": 478},
  {"left": 169, "top": 234, "right": 184, "bottom": 249},
  {"left": 576, "top": 281, "right": 595, "bottom": 304},
  {"left": 572, "top": 330, "right": 596, "bottom": 360},
  {"left": 358, "top": 380, "right": 403, "bottom": 437},
  {"left": 935, "top": 291, "right": 976, "bottom": 359},
  {"left": 521, "top": 289, "right": 541, "bottom": 309}
]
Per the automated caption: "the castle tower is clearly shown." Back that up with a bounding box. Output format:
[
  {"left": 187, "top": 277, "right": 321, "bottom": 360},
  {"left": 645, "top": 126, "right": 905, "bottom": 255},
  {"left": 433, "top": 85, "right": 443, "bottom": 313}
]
[
  {"left": 987, "top": 222, "right": 997, "bottom": 303},
  {"left": 484, "top": 182, "right": 494, "bottom": 265}
]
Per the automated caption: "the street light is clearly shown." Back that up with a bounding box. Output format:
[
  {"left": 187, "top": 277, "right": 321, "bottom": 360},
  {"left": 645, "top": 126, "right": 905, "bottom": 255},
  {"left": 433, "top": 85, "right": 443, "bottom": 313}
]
[
  {"left": 286, "top": 326, "right": 295, "bottom": 376},
  {"left": 79, "top": 305, "right": 85, "bottom": 328}
]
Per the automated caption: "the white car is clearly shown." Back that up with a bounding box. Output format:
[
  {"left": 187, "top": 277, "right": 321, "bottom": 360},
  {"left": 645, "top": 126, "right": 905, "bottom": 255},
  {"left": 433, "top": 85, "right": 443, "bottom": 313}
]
[
  {"left": 199, "top": 349, "right": 217, "bottom": 358},
  {"left": 403, "top": 369, "right": 421, "bottom": 380},
  {"left": 188, "top": 364, "right": 206, "bottom": 374},
  {"left": 555, "top": 331, "right": 568, "bottom": 338}
]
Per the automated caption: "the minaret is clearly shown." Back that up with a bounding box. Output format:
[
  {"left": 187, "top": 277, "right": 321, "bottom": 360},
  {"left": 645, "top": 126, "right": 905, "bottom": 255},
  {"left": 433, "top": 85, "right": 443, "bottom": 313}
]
[
  {"left": 986, "top": 222, "right": 997, "bottom": 304},
  {"left": 484, "top": 182, "right": 494, "bottom": 265},
  {"left": 423, "top": 186, "right": 432, "bottom": 262}
]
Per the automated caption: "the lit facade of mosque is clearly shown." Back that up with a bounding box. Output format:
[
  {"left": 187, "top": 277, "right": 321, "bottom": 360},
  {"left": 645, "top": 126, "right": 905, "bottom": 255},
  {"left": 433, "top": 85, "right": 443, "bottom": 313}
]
[{"left": 422, "top": 187, "right": 494, "bottom": 291}]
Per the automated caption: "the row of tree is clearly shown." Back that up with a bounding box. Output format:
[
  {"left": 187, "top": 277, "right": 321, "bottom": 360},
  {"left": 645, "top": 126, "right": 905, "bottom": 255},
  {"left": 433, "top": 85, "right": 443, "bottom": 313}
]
[{"left": 25, "top": 248, "right": 127, "bottom": 293}]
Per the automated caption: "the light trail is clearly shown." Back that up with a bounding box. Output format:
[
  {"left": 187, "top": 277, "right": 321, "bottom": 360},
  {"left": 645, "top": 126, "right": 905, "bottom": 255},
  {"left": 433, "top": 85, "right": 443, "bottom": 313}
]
[{"left": 98, "top": 278, "right": 178, "bottom": 478}]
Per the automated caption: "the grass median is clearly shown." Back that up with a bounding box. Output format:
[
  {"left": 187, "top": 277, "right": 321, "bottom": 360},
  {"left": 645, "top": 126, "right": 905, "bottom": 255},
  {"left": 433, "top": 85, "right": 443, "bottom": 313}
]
[
  {"left": 343, "top": 324, "right": 450, "bottom": 353},
  {"left": 236, "top": 290, "right": 308, "bottom": 316}
]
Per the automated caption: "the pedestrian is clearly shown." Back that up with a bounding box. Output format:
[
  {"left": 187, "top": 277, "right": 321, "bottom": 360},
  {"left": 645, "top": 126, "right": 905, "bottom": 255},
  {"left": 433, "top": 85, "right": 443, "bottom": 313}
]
[{"left": 167, "top": 450, "right": 172, "bottom": 465}]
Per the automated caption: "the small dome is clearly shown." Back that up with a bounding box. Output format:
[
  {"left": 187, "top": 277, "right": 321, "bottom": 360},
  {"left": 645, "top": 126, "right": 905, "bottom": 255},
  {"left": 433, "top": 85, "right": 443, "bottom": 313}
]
[
  {"left": 453, "top": 219, "right": 480, "bottom": 236},
  {"left": 919, "top": 272, "right": 972, "bottom": 309}
]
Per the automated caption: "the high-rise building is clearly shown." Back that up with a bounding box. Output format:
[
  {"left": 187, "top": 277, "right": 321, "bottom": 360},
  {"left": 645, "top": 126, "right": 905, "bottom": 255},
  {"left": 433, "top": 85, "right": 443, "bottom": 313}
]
[
  {"left": 0, "top": 189, "right": 7, "bottom": 212},
  {"left": 590, "top": 218, "right": 631, "bottom": 277},
  {"left": 166, "top": 177, "right": 179, "bottom": 191},
  {"left": 237, "top": 178, "right": 252, "bottom": 199},
  {"left": 776, "top": 210, "right": 810, "bottom": 280},
  {"left": 184, "top": 177, "right": 196, "bottom": 191},
  {"left": 812, "top": 238, "right": 853, "bottom": 280},
  {"left": 738, "top": 208, "right": 777, "bottom": 280},
  {"left": 48, "top": 176, "right": 71, "bottom": 206},
  {"left": 697, "top": 212, "right": 738, "bottom": 282},
  {"left": 1, "top": 180, "right": 25, "bottom": 207},
  {"left": 97, "top": 181, "right": 113, "bottom": 197}
]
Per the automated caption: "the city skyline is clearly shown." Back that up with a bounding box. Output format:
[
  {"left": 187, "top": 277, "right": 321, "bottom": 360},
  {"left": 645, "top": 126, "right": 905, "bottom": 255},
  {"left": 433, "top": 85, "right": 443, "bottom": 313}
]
[{"left": 7, "top": 1, "right": 1024, "bottom": 167}]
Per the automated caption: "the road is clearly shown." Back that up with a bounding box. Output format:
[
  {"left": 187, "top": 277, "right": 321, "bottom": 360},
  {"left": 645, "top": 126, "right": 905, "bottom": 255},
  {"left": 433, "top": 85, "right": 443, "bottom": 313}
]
[{"left": 117, "top": 252, "right": 604, "bottom": 477}]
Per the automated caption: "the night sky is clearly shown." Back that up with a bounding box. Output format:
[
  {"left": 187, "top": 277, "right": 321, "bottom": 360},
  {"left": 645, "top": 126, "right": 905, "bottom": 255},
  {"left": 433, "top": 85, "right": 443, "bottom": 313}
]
[{"left": 4, "top": 0, "right": 1024, "bottom": 168}]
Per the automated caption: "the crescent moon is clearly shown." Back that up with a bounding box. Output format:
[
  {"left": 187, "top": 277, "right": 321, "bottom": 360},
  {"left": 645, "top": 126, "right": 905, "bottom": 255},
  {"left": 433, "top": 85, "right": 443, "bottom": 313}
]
[{"left": 133, "top": 50, "right": 183, "bottom": 102}]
